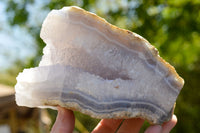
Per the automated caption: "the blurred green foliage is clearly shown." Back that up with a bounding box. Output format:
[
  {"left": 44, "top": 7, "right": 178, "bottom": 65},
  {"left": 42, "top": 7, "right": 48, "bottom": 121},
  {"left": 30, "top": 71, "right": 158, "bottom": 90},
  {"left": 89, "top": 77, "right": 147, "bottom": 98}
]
[{"left": 2, "top": 0, "right": 200, "bottom": 132}]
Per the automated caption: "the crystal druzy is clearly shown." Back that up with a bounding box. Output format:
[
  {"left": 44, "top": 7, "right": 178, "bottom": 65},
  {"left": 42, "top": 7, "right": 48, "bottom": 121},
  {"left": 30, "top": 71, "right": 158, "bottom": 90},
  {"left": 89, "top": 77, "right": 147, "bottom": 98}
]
[{"left": 15, "top": 6, "right": 184, "bottom": 124}]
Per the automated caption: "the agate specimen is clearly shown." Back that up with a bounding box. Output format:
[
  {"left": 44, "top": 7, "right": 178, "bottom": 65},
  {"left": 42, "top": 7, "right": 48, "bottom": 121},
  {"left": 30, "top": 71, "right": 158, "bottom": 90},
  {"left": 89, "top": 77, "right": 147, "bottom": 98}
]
[{"left": 15, "top": 6, "right": 184, "bottom": 124}]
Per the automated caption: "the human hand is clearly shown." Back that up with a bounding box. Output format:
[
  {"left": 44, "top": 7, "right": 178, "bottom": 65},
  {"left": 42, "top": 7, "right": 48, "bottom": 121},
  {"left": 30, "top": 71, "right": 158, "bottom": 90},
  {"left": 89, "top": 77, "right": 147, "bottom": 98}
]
[{"left": 51, "top": 107, "right": 177, "bottom": 133}]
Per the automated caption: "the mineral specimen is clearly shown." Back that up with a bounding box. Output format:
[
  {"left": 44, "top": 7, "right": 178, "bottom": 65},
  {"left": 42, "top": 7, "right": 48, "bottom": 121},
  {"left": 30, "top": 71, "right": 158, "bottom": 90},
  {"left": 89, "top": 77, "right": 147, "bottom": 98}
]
[{"left": 15, "top": 6, "right": 184, "bottom": 124}]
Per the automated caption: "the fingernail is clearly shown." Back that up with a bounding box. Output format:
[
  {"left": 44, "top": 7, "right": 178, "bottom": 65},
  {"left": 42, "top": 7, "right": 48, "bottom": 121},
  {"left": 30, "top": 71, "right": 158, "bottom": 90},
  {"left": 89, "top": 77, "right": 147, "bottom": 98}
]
[{"left": 162, "top": 115, "right": 177, "bottom": 133}]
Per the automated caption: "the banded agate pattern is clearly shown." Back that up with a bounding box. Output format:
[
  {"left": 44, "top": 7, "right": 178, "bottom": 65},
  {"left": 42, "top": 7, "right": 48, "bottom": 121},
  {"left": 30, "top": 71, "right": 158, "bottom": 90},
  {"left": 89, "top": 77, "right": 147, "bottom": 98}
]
[{"left": 15, "top": 6, "right": 184, "bottom": 124}]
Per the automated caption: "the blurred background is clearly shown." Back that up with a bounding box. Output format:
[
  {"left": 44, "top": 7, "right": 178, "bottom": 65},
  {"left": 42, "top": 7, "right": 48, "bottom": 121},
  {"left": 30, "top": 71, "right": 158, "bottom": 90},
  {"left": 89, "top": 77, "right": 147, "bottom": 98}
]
[{"left": 0, "top": 0, "right": 200, "bottom": 132}]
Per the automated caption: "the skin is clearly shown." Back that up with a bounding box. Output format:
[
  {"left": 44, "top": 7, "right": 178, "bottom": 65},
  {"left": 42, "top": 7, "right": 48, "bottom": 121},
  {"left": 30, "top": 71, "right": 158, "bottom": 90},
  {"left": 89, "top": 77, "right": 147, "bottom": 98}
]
[{"left": 51, "top": 107, "right": 177, "bottom": 133}]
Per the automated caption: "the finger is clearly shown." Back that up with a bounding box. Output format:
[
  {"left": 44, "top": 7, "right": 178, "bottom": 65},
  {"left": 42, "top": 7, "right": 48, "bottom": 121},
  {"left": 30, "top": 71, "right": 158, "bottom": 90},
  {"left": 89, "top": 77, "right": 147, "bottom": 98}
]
[
  {"left": 51, "top": 107, "right": 75, "bottom": 133},
  {"left": 144, "top": 125, "right": 162, "bottom": 133},
  {"left": 161, "top": 115, "right": 177, "bottom": 133},
  {"left": 92, "top": 119, "right": 123, "bottom": 133},
  {"left": 117, "top": 118, "right": 144, "bottom": 133}
]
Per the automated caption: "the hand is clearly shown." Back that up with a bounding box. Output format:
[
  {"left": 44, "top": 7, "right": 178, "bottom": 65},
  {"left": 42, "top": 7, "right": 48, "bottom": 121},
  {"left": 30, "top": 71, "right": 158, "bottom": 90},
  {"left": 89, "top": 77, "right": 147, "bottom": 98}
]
[{"left": 51, "top": 107, "right": 177, "bottom": 133}]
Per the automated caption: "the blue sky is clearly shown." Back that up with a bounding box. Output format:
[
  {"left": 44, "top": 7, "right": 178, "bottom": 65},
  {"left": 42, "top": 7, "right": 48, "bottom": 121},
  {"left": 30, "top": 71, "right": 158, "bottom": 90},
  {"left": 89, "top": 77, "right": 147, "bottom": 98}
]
[
  {"left": 0, "top": 1, "right": 35, "bottom": 70},
  {"left": 0, "top": 0, "right": 49, "bottom": 71}
]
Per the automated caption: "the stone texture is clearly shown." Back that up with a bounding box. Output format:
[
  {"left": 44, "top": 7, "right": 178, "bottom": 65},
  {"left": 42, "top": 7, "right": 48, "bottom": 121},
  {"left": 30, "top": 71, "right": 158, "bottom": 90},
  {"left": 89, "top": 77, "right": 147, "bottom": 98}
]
[{"left": 15, "top": 6, "right": 184, "bottom": 124}]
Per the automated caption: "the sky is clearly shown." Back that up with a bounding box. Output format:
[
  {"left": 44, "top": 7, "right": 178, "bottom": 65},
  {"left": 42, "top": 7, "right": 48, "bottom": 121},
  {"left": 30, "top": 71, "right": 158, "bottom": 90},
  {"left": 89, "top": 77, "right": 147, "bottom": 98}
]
[{"left": 0, "top": 0, "right": 49, "bottom": 71}]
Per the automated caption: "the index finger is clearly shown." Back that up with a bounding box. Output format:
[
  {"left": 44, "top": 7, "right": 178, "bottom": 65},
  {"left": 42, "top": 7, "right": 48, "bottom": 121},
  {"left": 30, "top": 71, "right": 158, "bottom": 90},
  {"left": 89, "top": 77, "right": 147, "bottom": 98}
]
[{"left": 51, "top": 107, "right": 75, "bottom": 133}]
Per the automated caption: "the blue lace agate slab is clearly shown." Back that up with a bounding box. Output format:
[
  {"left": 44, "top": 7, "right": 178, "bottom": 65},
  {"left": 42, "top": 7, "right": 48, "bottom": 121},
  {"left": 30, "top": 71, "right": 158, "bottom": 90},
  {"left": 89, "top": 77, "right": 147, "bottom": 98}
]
[{"left": 15, "top": 6, "right": 184, "bottom": 124}]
